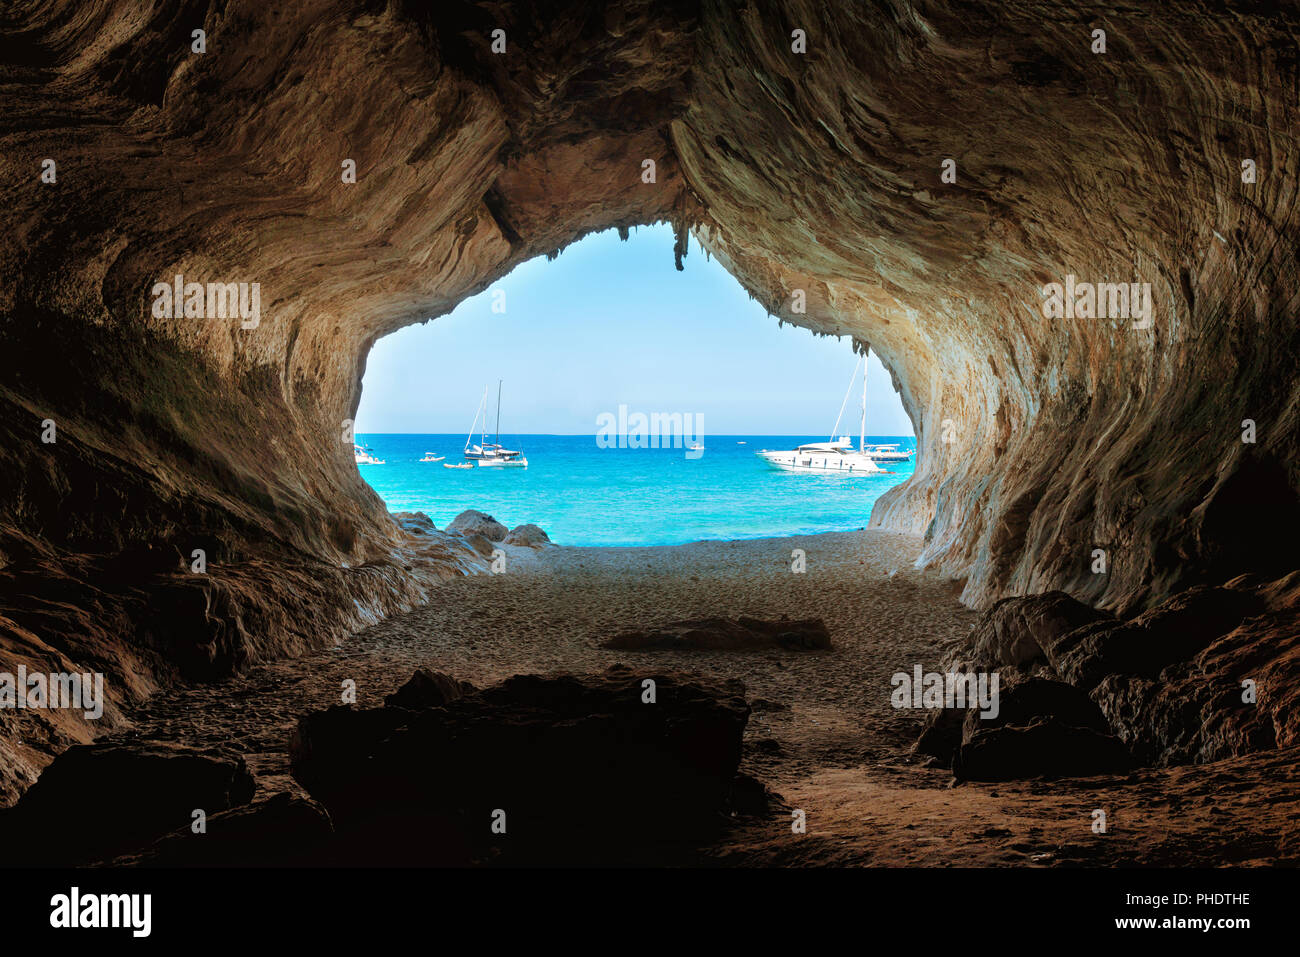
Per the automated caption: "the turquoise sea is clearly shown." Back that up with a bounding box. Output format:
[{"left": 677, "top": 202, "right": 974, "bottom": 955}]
[{"left": 355, "top": 434, "right": 916, "bottom": 547}]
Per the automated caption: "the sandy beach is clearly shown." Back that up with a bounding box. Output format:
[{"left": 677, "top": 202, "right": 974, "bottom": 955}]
[{"left": 113, "top": 529, "right": 1300, "bottom": 867}]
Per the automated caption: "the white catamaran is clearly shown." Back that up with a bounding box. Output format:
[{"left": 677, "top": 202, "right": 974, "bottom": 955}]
[
  {"left": 464, "top": 380, "right": 528, "bottom": 468},
  {"left": 756, "top": 352, "right": 886, "bottom": 474}
]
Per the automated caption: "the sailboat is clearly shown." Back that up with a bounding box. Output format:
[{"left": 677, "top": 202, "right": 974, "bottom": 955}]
[
  {"left": 464, "top": 380, "right": 528, "bottom": 468},
  {"left": 755, "top": 352, "right": 885, "bottom": 474}
]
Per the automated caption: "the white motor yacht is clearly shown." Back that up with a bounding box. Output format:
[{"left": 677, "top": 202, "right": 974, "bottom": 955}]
[
  {"left": 756, "top": 352, "right": 885, "bottom": 475},
  {"left": 756, "top": 439, "right": 884, "bottom": 474}
]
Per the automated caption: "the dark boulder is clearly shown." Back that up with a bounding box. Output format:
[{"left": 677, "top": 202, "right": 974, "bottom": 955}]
[
  {"left": 966, "top": 591, "right": 1111, "bottom": 669},
  {"left": 1051, "top": 586, "right": 1265, "bottom": 691},
  {"left": 954, "top": 717, "right": 1131, "bottom": 782},
  {"left": 918, "top": 674, "right": 1112, "bottom": 768},
  {"left": 289, "top": 668, "right": 752, "bottom": 865},
  {"left": 963, "top": 677, "right": 1110, "bottom": 740},
  {"left": 383, "top": 668, "right": 476, "bottom": 710},
  {"left": 0, "top": 742, "right": 255, "bottom": 865},
  {"left": 110, "top": 793, "right": 334, "bottom": 867}
]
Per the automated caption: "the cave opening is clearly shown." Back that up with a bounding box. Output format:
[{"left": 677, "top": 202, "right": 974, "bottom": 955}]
[
  {"left": 0, "top": 0, "right": 1297, "bottom": 881},
  {"left": 351, "top": 223, "right": 918, "bottom": 546}
]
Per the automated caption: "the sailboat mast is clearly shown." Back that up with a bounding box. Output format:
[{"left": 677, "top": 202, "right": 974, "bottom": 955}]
[
  {"left": 495, "top": 379, "right": 502, "bottom": 445},
  {"left": 467, "top": 386, "right": 486, "bottom": 451},
  {"left": 860, "top": 349, "right": 868, "bottom": 453}
]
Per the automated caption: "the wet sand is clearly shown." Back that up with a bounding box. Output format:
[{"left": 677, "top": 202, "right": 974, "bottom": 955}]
[{"left": 115, "top": 529, "right": 1300, "bottom": 866}]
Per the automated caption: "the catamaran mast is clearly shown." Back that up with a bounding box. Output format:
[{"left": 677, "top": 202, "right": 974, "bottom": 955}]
[
  {"left": 494, "top": 379, "right": 502, "bottom": 446},
  {"left": 860, "top": 349, "right": 868, "bottom": 453},
  {"left": 466, "top": 386, "right": 487, "bottom": 451}
]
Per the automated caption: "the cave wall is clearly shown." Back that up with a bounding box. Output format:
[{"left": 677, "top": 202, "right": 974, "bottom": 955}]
[
  {"left": 1, "top": 0, "right": 1298, "bottom": 793},
  {"left": 675, "top": 0, "right": 1300, "bottom": 614}
]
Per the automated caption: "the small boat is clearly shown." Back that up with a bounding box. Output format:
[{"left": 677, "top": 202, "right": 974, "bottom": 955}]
[
  {"left": 443, "top": 462, "right": 472, "bottom": 470},
  {"left": 737, "top": 441, "right": 747, "bottom": 445},
  {"left": 477, "top": 453, "right": 528, "bottom": 468},
  {"left": 755, "top": 352, "right": 885, "bottom": 475},
  {"left": 862, "top": 443, "right": 914, "bottom": 463},
  {"left": 464, "top": 380, "right": 528, "bottom": 468},
  {"left": 687, "top": 442, "right": 705, "bottom": 452},
  {"left": 419, "top": 452, "right": 445, "bottom": 462},
  {"left": 354, "top": 444, "right": 384, "bottom": 465}
]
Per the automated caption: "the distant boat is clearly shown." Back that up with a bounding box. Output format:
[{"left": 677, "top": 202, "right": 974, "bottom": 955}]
[
  {"left": 354, "top": 444, "right": 384, "bottom": 465},
  {"left": 862, "top": 443, "right": 914, "bottom": 463},
  {"left": 755, "top": 352, "right": 885, "bottom": 474},
  {"left": 443, "top": 462, "right": 472, "bottom": 470},
  {"left": 419, "top": 452, "right": 445, "bottom": 462},
  {"left": 687, "top": 442, "right": 705, "bottom": 452},
  {"left": 464, "top": 380, "right": 528, "bottom": 468},
  {"left": 737, "top": 441, "right": 746, "bottom": 445}
]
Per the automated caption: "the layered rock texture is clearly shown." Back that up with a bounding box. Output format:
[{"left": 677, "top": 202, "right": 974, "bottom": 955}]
[
  {"left": 918, "top": 573, "right": 1300, "bottom": 779},
  {"left": 1, "top": 2, "right": 1297, "bottom": 797}
]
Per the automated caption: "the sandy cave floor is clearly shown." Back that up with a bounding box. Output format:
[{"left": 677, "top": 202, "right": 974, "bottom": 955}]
[{"left": 111, "top": 530, "right": 1300, "bottom": 866}]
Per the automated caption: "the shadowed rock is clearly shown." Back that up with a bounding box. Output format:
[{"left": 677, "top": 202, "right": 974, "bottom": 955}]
[
  {"left": 289, "top": 668, "right": 753, "bottom": 865},
  {"left": 1049, "top": 586, "right": 1265, "bottom": 691},
  {"left": 954, "top": 718, "right": 1132, "bottom": 782},
  {"left": 0, "top": 743, "right": 255, "bottom": 866},
  {"left": 921, "top": 577, "right": 1299, "bottom": 770},
  {"left": 602, "top": 616, "right": 832, "bottom": 651},
  {"left": 967, "top": 592, "right": 1112, "bottom": 668},
  {"left": 383, "top": 668, "right": 476, "bottom": 710},
  {"left": 108, "top": 793, "right": 334, "bottom": 868},
  {"left": 917, "top": 672, "right": 1113, "bottom": 771}
]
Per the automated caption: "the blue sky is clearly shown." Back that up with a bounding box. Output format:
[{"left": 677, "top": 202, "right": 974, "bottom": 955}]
[{"left": 357, "top": 224, "right": 914, "bottom": 436}]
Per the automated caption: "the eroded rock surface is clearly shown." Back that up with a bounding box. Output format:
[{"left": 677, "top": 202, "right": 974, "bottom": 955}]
[{"left": 918, "top": 573, "right": 1300, "bottom": 775}]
